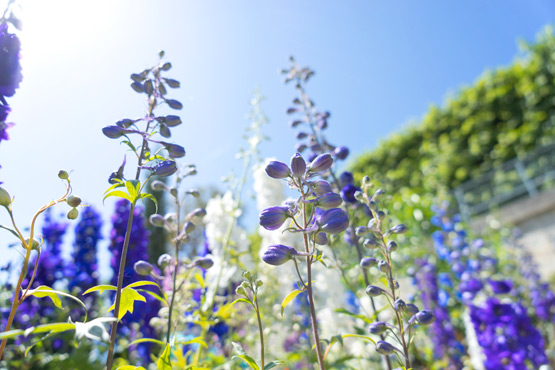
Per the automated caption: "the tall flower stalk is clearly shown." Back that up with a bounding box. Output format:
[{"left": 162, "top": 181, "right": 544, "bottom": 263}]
[{"left": 101, "top": 52, "right": 185, "bottom": 369}]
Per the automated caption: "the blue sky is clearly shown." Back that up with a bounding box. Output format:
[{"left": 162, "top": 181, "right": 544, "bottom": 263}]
[{"left": 1, "top": 0, "right": 554, "bottom": 277}]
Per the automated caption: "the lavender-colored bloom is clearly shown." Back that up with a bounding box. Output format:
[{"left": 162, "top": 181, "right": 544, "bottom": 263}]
[
  {"left": 307, "top": 153, "right": 333, "bottom": 173},
  {"left": 316, "top": 208, "right": 349, "bottom": 234},
  {"left": 262, "top": 244, "right": 298, "bottom": 266},
  {"left": 290, "top": 153, "right": 306, "bottom": 177},
  {"left": 259, "top": 206, "right": 290, "bottom": 230},
  {"left": 0, "top": 24, "right": 22, "bottom": 98},
  {"left": 265, "top": 160, "right": 290, "bottom": 179}
]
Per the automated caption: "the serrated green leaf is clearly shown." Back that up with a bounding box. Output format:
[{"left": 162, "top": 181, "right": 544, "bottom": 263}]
[
  {"left": 83, "top": 284, "right": 117, "bottom": 295},
  {"left": 280, "top": 289, "right": 303, "bottom": 317},
  {"left": 103, "top": 190, "right": 131, "bottom": 203},
  {"left": 157, "top": 343, "right": 172, "bottom": 370},
  {"left": 108, "top": 287, "right": 146, "bottom": 320}
]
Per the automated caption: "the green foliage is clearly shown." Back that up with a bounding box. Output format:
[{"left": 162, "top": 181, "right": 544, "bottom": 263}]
[{"left": 350, "top": 27, "right": 555, "bottom": 195}]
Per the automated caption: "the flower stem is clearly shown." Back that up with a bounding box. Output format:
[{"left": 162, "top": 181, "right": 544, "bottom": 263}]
[{"left": 254, "top": 294, "right": 265, "bottom": 367}]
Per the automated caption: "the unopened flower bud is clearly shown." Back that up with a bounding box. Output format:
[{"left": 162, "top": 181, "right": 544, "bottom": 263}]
[
  {"left": 259, "top": 206, "right": 290, "bottom": 230},
  {"left": 333, "top": 146, "right": 349, "bottom": 160},
  {"left": 394, "top": 299, "right": 406, "bottom": 312},
  {"left": 160, "top": 142, "right": 186, "bottom": 158},
  {"left": 24, "top": 238, "right": 40, "bottom": 250},
  {"left": 158, "top": 254, "right": 172, "bottom": 268},
  {"left": 376, "top": 341, "right": 396, "bottom": 355},
  {"left": 378, "top": 261, "right": 390, "bottom": 273},
  {"left": 405, "top": 303, "right": 419, "bottom": 316},
  {"left": 413, "top": 310, "right": 435, "bottom": 325},
  {"left": 134, "top": 261, "right": 154, "bottom": 276},
  {"left": 183, "top": 221, "right": 195, "bottom": 234},
  {"left": 360, "top": 257, "right": 378, "bottom": 268},
  {"left": 188, "top": 208, "right": 206, "bottom": 218},
  {"left": 194, "top": 256, "right": 214, "bottom": 269},
  {"left": 154, "top": 160, "right": 177, "bottom": 177},
  {"left": 389, "top": 224, "right": 408, "bottom": 234},
  {"left": 308, "top": 153, "right": 333, "bottom": 173},
  {"left": 151, "top": 180, "right": 167, "bottom": 191},
  {"left": 311, "top": 180, "right": 332, "bottom": 196},
  {"left": 317, "top": 208, "right": 349, "bottom": 234},
  {"left": 57, "top": 170, "right": 69, "bottom": 180},
  {"left": 235, "top": 286, "right": 247, "bottom": 296},
  {"left": 368, "top": 321, "right": 388, "bottom": 335},
  {"left": 102, "top": 125, "right": 125, "bottom": 139},
  {"left": 149, "top": 214, "right": 166, "bottom": 227},
  {"left": 366, "top": 285, "right": 385, "bottom": 297},
  {"left": 0, "top": 187, "right": 11, "bottom": 207},
  {"left": 262, "top": 244, "right": 298, "bottom": 266},
  {"left": 186, "top": 189, "right": 200, "bottom": 197},
  {"left": 387, "top": 240, "right": 398, "bottom": 252},
  {"left": 363, "top": 237, "right": 378, "bottom": 249},
  {"left": 316, "top": 192, "right": 342, "bottom": 209},
  {"left": 314, "top": 232, "right": 328, "bottom": 245},
  {"left": 67, "top": 207, "right": 79, "bottom": 220},
  {"left": 290, "top": 153, "right": 306, "bottom": 177},
  {"left": 355, "top": 226, "right": 368, "bottom": 236},
  {"left": 265, "top": 161, "right": 290, "bottom": 179},
  {"left": 164, "top": 115, "right": 182, "bottom": 127},
  {"left": 256, "top": 280, "right": 263, "bottom": 287},
  {"left": 67, "top": 195, "right": 82, "bottom": 208},
  {"left": 170, "top": 188, "right": 178, "bottom": 198}
]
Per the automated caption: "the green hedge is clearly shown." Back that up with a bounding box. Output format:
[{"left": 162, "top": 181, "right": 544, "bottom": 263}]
[{"left": 350, "top": 27, "right": 555, "bottom": 195}]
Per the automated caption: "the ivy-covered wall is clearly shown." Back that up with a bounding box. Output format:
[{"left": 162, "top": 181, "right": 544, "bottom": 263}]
[{"left": 350, "top": 28, "right": 555, "bottom": 195}]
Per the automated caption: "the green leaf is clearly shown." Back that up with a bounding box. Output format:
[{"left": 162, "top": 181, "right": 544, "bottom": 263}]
[
  {"left": 25, "top": 331, "right": 57, "bottom": 357},
  {"left": 104, "top": 181, "right": 125, "bottom": 194},
  {"left": 264, "top": 361, "right": 283, "bottom": 370},
  {"left": 128, "top": 337, "right": 166, "bottom": 348},
  {"left": 231, "top": 341, "right": 247, "bottom": 356},
  {"left": 116, "top": 366, "right": 146, "bottom": 370},
  {"left": 103, "top": 190, "right": 131, "bottom": 203},
  {"left": 0, "top": 224, "right": 21, "bottom": 239},
  {"left": 334, "top": 308, "right": 374, "bottom": 324},
  {"left": 125, "top": 280, "right": 159, "bottom": 289},
  {"left": 232, "top": 355, "right": 260, "bottom": 370},
  {"left": 83, "top": 285, "right": 117, "bottom": 295},
  {"left": 280, "top": 289, "right": 303, "bottom": 317},
  {"left": 0, "top": 329, "right": 24, "bottom": 340},
  {"left": 231, "top": 298, "right": 254, "bottom": 308},
  {"left": 31, "top": 322, "right": 75, "bottom": 335},
  {"left": 125, "top": 180, "right": 138, "bottom": 200},
  {"left": 108, "top": 287, "right": 146, "bottom": 320},
  {"left": 137, "top": 289, "right": 168, "bottom": 306},
  {"left": 178, "top": 337, "right": 207, "bottom": 348},
  {"left": 341, "top": 334, "right": 377, "bottom": 345},
  {"left": 139, "top": 193, "right": 158, "bottom": 212},
  {"left": 25, "top": 286, "right": 62, "bottom": 309},
  {"left": 157, "top": 343, "right": 172, "bottom": 370}
]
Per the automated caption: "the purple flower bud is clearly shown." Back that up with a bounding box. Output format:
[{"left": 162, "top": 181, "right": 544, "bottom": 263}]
[
  {"left": 116, "top": 118, "right": 135, "bottom": 128},
  {"left": 333, "top": 146, "right": 349, "bottom": 160},
  {"left": 262, "top": 244, "right": 298, "bottom": 266},
  {"left": 366, "top": 285, "right": 385, "bottom": 297},
  {"left": 290, "top": 153, "right": 306, "bottom": 177},
  {"left": 340, "top": 184, "right": 361, "bottom": 204},
  {"left": 405, "top": 303, "right": 419, "bottom": 316},
  {"left": 394, "top": 299, "right": 406, "bottom": 312},
  {"left": 317, "top": 208, "right": 349, "bottom": 234},
  {"left": 296, "top": 132, "right": 308, "bottom": 139},
  {"left": 160, "top": 141, "right": 186, "bottom": 158},
  {"left": 411, "top": 310, "right": 435, "bottom": 325},
  {"left": 151, "top": 180, "right": 167, "bottom": 191},
  {"left": 102, "top": 125, "right": 125, "bottom": 139},
  {"left": 389, "top": 224, "right": 408, "bottom": 234},
  {"left": 164, "top": 115, "right": 182, "bottom": 127},
  {"left": 154, "top": 160, "right": 177, "bottom": 177},
  {"left": 308, "top": 153, "right": 333, "bottom": 173},
  {"left": 376, "top": 341, "right": 396, "bottom": 355},
  {"left": 378, "top": 261, "right": 390, "bottom": 273},
  {"left": 134, "top": 260, "right": 154, "bottom": 276},
  {"left": 368, "top": 321, "right": 388, "bottom": 335},
  {"left": 387, "top": 240, "right": 398, "bottom": 252},
  {"left": 316, "top": 192, "right": 342, "bottom": 209},
  {"left": 339, "top": 172, "right": 354, "bottom": 186},
  {"left": 183, "top": 221, "right": 195, "bottom": 233},
  {"left": 290, "top": 120, "right": 302, "bottom": 128},
  {"left": 188, "top": 208, "right": 207, "bottom": 218},
  {"left": 311, "top": 180, "right": 332, "bottom": 196},
  {"left": 295, "top": 143, "right": 307, "bottom": 152},
  {"left": 265, "top": 161, "right": 290, "bottom": 179},
  {"left": 194, "top": 256, "right": 214, "bottom": 269},
  {"left": 355, "top": 226, "right": 368, "bottom": 236},
  {"left": 158, "top": 254, "right": 172, "bottom": 268},
  {"left": 259, "top": 206, "right": 290, "bottom": 230},
  {"left": 314, "top": 232, "right": 328, "bottom": 245},
  {"left": 149, "top": 214, "right": 166, "bottom": 227},
  {"left": 360, "top": 257, "right": 378, "bottom": 268}
]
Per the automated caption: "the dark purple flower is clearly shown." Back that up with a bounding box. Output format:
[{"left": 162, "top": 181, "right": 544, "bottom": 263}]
[
  {"left": 340, "top": 183, "right": 360, "bottom": 204},
  {"left": 489, "top": 279, "right": 513, "bottom": 294},
  {"left": 262, "top": 244, "right": 298, "bottom": 266},
  {"left": 333, "top": 146, "right": 349, "bottom": 160}
]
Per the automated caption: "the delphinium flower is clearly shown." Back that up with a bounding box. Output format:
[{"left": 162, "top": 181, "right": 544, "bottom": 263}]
[
  {"left": 413, "top": 258, "right": 464, "bottom": 369},
  {"left": 259, "top": 152, "right": 349, "bottom": 370},
  {"left": 431, "top": 206, "right": 549, "bottom": 369},
  {"left": 108, "top": 199, "right": 159, "bottom": 365},
  {"left": 353, "top": 177, "right": 434, "bottom": 369},
  {"left": 101, "top": 52, "right": 186, "bottom": 369},
  {"left": 281, "top": 58, "right": 387, "bottom": 369}
]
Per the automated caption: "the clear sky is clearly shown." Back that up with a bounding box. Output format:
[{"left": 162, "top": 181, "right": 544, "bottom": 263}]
[{"left": 1, "top": 0, "right": 554, "bottom": 278}]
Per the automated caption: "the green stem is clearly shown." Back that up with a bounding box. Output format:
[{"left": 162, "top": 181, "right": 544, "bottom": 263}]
[{"left": 254, "top": 294, "right": 265, "bottom": 367}]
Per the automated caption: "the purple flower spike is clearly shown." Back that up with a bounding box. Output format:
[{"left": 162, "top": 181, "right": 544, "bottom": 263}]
[
  {"left": 265, "top": 160, "right": 290, "bottom": 179},
  {"left": 262, "top": 244, "right": 298, "bottom": 266},
  {"left": 0, "top": 24, "right": 22, "bottom": 98},
  {"left": 308, "top": 153, "right": 333, "bottom": 173},
  {"left": 290, "top": 153, "right": 306, "bottom": 177},
  {"left": 154, "top": 160, "right": 177, "bottom": 177},
  {"left": 259, "top": 206, "right": 290, "bottom": 230},
  {"left": 316, "top": 192, "right": 342, "bottom": 209},
  {"left": 317, "top": 208, "right": 349, "bottom": 234}
]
